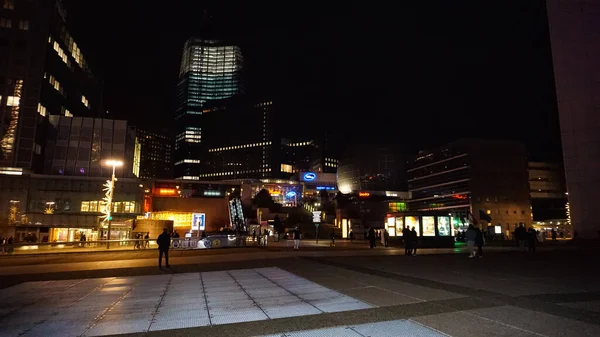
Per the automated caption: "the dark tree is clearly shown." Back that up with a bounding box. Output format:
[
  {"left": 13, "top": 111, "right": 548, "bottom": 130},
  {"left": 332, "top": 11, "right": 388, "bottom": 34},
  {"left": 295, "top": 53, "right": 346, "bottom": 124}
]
[{"left": 253, "top": 189, "right": 274, "bottom": 209}]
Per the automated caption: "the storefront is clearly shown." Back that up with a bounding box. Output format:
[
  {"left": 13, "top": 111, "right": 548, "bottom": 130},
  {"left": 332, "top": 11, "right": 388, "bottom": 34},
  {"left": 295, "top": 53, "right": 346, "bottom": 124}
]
[{"left": 385, "top": 211, "right": 459, "bottom": 247}]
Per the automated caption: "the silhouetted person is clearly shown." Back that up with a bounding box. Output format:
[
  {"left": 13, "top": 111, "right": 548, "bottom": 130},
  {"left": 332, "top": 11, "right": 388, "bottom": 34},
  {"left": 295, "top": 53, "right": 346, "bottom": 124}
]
[
  {"left": 349, "top": 230, "right": 355, "bottom": 242},
  {"left": 330, "top": 230, "right": 335, "bottom": 247},
  {"left": 403, "top": 226, "right": 411, "bottom": 255},
  {"left": 157, "top": 228, "right": 171, "bottom": 269},
  {"left": 551, "top": 228, "right": 557, "bottom": 241},
  {"left": 475, "top": 227, "right": 485, "bottom": 258},
  {"left": 368, "top": 227, "right": 376, "bottom": 248},
  {"left": 410, "top": 227, "right": 418, "bottom": 255},
  {"left": 383, "top": 229, "right": 390, "bottom": 247},
  {"left": 527, "top": 227, "right": 537, "bottom": 252},
  {"left": 515, "top": 224, "right": 527, "bottom": 252}
]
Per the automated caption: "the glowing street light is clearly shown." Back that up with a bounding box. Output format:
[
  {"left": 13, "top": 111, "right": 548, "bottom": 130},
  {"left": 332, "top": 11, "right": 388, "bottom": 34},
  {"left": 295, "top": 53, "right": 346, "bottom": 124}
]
[{"left": 103, "top": 159, "right": 123, "bottom": 249}]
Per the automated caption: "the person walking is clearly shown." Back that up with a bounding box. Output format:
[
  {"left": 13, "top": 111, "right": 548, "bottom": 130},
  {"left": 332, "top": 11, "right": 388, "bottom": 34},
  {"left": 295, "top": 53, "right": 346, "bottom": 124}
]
[
  {"left": 410, "top": 227, "right": 418, "bottom": 256},
  {"left": 465, "top": 224, "right": 477, "bottom": 258},
  {"left": 157, "top": 228, "right": 171, "bottom": 269},
  {"left": 293, "top": 227, "right": 302, "bottom": 250},
  {"left": 475, "top": 227, "right": 485, "bottom": 258},
  {"left": 330, "top": 230, "right": 336, "bottom": 247},
  {"left": 515, "top": 224, "right": 527, "bottom": 252},
  {"left": 527, "top": 227, "right": 537, "bottom": 252},
  {"left": 349, "top": 230, "right": 355, "bottom": 242},
  {"left": 383, "top": 229, "right": 390, "bottom": 248}
]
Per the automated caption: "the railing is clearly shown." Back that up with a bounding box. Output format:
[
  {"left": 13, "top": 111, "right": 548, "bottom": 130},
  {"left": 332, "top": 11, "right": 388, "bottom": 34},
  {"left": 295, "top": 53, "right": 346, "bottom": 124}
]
[{"left": 0, "top": 235, "right": 251, "bottom": 255}]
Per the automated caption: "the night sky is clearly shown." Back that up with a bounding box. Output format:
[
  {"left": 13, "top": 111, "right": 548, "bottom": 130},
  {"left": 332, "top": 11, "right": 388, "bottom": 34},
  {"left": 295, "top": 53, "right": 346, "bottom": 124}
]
[{"left": 63, "top": 1, "right": 561, "bottom": 161}]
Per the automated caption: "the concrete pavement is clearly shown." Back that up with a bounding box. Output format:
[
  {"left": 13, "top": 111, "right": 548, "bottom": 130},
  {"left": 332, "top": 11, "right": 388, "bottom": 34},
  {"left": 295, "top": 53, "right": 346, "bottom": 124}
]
[{"left": 1, "top": 245, "right": 599, "bottom": 336}]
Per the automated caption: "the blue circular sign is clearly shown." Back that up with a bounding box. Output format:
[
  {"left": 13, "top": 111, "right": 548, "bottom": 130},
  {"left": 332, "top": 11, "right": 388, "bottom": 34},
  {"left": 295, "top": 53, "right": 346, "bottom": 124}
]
[{"left": 303, "top": 172, "right": 316, "bottom": 181}]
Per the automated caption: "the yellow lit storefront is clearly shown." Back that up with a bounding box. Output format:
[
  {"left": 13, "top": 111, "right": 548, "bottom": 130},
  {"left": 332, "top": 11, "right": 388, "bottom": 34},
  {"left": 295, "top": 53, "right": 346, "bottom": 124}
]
[{"left": 150, "top": 211, "right": 194, "bottom": 233}]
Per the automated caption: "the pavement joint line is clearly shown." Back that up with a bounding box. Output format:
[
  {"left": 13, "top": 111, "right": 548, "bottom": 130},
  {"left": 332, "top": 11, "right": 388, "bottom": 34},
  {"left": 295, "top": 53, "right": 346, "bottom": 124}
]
[
  {"left": 458, "top": 310, "right": 549, "bottom": 337},
  {"left": 105, "top": 297, "right": 500, "bottom": 337},
  {"left": 407, "top": 319, "right": 453, "bottom": 337},
  {"left": 518, "top": 291, "right": 600, "bottom": 304},
  {"left": 227, "top": 269, "right": 271, "bottom": 319},
  {"left": 253, "top": 268, "right": 325, "bottom": 314},
  {"left": 303, "top": 256, "right": 600, "bottom": 327},
  {"left": 148, "top": 273, "right": 175, "bottom": 331},
  {"left": 79, "top": 279, "right": 138, "bottom": 337},
  {"left": 199, "top": 272, "right": 212, "bottom": 326}
]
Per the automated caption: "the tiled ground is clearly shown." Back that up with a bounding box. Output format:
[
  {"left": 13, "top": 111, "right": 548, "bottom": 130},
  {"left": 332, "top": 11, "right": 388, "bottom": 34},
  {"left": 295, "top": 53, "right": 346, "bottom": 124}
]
[
  {"left": 259, "top": 319, "right": 446, "bottom": 337},
  {"left": 0, "top": 267, "right": 370, "bottom": 337}
]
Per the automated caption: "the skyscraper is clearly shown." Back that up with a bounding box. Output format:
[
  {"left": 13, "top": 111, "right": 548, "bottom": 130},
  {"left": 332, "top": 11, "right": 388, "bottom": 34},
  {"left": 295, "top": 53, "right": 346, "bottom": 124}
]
[
  {"left": 547, "top": 1, "right": 600, "bottom": 238},
  {"left": 174, "top": 38, "right": 244, "bottom": 180},
  {"left": 0, "top": 0, "right": 103, "bottom": 172}
]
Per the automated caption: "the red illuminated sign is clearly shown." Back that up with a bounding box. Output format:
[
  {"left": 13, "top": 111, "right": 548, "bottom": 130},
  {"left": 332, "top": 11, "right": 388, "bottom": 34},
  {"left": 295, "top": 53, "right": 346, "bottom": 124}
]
[
  {"left": 359, "top": 192, "right": 370, "bottom": 197},
  {"left": 452, "top": 194, "right": 467, "bottom": 200}
]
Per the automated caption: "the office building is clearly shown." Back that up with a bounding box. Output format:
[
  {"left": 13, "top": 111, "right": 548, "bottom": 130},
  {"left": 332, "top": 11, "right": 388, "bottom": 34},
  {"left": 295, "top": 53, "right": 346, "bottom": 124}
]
[
  {"left": 135, "top": 128, "right": 172, "bottom": 179},
  {"left": 0, "top": 0, "right": 103, "bottom": 172},
  {"left": 407, "top": 139, "right": 531, "bottom": 236},
  {"left": 174, "top": 38, "right": 244, "bottom": 180},
  {"left": 547, "top": 1, "right": 600, "bottom": 238},
  {"left": 43, "top": 116, "right": 138, "bottom": 178},
  {"left": 529, "top": 162, "right": 568, "bottom": 225}
]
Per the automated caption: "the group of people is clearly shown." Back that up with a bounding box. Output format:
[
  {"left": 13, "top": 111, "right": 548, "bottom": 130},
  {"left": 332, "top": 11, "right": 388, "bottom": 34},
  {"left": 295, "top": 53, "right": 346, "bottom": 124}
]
[
  {"left": 402, "top": 227, "right": 418, "bottom": 255},
  {"left": 513, "top": 224, "right": 540, "bottom": 252},
  {"left": 0, "top": 236, "right": 14, "bottom": 254},
  {"left": 465, "top": 224, "right": 486, "bottom": 258},
  {"left": 251, "top": 229, "right": 270, "bottom": 246},
  {"left": 133, "top": 233, "right": 150, "bottom": 249}
]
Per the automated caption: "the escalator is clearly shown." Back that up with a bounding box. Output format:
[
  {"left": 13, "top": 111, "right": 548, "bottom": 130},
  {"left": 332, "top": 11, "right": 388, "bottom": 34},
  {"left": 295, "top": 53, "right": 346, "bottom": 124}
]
[{"left": 229, "top": 197, "right": 246, "bottom": 231}]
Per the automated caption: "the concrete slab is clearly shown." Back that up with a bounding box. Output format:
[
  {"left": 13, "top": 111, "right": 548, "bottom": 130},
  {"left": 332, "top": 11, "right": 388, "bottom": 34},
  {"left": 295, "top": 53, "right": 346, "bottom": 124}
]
[{"left": 559, "top": 300, "right": 600, "bottom": 313}]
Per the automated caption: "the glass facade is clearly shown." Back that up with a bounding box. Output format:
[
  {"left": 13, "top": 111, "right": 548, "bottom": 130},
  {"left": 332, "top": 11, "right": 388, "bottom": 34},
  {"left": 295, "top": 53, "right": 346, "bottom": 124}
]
[
  {"left": 174, "top": 39, "right": 243, "bottom": 180},
  {"left": 43, "top": 116, "right": 135, "bottom": 178}
]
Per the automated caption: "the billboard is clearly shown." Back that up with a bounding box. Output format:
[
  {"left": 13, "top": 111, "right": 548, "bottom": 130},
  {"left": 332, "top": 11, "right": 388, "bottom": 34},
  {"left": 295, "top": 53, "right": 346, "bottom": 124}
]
[{"left": 192, "top": 213, "right": 206, "bottom": 231}]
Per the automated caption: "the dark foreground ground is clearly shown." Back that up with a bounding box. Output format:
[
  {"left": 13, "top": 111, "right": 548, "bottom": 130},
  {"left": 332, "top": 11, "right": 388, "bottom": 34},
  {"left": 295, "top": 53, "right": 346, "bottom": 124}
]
[{"left": 0, "top": 244, "right": 599, "bottom": 336}]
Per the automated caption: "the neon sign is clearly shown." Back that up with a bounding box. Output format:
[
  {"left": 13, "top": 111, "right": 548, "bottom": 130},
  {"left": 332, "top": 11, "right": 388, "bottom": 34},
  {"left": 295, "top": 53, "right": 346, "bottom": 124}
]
[
  {"left": 286, "top": 191, "right": 297, "bottom": 198},
  {"left": 452, "top": 194, "right": 467, "bottom": 200},
  {"left": 359, "top": 192, "right": 370, "bottom": 197},
  {"left": 316, "top": 186, "right": 335, "bottom": 190},
  {"left": 303, "top": 172, "right": 316, "bottom": 181}
]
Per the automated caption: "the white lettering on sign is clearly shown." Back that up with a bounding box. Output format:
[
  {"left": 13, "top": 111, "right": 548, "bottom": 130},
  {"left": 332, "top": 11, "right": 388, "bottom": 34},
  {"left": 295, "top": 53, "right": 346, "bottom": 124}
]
[{"left": 312, "top": 211, "right": 322, "bottom": 223}]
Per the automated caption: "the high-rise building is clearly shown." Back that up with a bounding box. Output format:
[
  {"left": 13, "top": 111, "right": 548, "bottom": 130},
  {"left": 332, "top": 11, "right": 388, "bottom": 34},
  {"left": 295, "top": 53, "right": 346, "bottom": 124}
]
[
  {"left": 406, "top": 139, "right": 531, "bottom": 235},
  {"left": 0, "top": 0, "right": 103, "bottom": 172},
  {"left": 43, "top": 116, "right": 137, "bottom": 178},
  {"left": 547, "top": 1, "right": 600, "bottom": 238},
  {"left": 174, "top": 38, "right": 243, "bottom": 180},
  {"left": 135, "top": 128, "right": 172, "bottom": 179},
  {"left": 528, "top": 162, "right": 568, "bottom": 222}
]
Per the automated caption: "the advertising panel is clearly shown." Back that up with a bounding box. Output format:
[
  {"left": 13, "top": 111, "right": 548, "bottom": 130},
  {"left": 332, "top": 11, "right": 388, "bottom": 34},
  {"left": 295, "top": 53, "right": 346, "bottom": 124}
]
[{"left": 192, "top": 213, "right": 205, "bottom": 231}]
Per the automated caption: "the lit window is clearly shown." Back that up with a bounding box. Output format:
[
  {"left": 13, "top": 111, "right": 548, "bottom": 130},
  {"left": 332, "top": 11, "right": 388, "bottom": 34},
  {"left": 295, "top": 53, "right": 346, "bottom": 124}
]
[
  {"left": 6, "top": 96, "right": 20, "bottom": 106},
  {"left": 64, "top": 109, "right": 72, "bottom": 117},
  {"left": 280, "top": 164, "right": 293, "bottom": 173},
  {"left": 0, "top": 18, "right": 11, "bottom": 28},
  {"left": 34, "top": 143, "right": 41, "bottom": 155},
  {"left": 37, "top": 103, "right": 47, "bottom": 117},
  {"left": 48, "top": 75, "right": 62, "bottom": 93},
  {"left": 80, "top": 201, "right": 90, "bottom": 212},
  {"left": 81, "top": 95, "right": 89, "bottom": 108},
  {"left": 3, "top": 0, "right": 14, "bottom": 9},
  {"left": 18, "top": 20, "right": 28, "bottom": 30}
]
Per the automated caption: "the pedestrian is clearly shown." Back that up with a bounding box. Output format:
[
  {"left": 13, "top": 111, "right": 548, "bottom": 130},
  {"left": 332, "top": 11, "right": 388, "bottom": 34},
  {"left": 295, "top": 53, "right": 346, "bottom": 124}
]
[
  {"left": 293, "top": 227, "right": 301, "bottom": 250},
  {"left": 252, "top": 230, "right": 256, "bottom": 243},
  {"left": 551, "top": 228, "right": 557, "bottom": 241},
  {"left": 368, "top": 227, "right": 376, "bottom": 248},
  {"left": 515, "top": 224, "right": 527, "bottom": 252},
  {"left": 402, "top": 226, "right": 411, "bottom": 255},
  {"left": 157, "top": 228, "right": 171, "bottom": 269},
  {"left": 263, "top": 229, "right": 269, "bottom": 246},
  {"left": 144, "top": 233, "right": 149, "bottom": 248},
  {"left": 349, "top": 230, "right": 354, "bottom": 242},
  {"left": 475, "top": 227, "right": 485, "bottom": 258},
  {"left": 466, "top": 224, "right": 477, "bottom": 258},
  {"left": 527, "top": 227, "right": 537, "bottom": 252},
  {"left": 330, "top": 230, "right": 335, "bottom": 247},
  {"left": 410, "top": 227, "right": 418, "bottom": 256},
  {"left": 383, "top": 229, "right": 389, "bottom": 247}
]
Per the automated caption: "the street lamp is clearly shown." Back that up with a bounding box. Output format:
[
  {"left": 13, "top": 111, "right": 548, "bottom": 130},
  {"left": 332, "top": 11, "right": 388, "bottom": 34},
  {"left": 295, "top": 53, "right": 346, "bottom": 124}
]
[{"left": 103, "top": 159, "right": 123, "bottom": 249}]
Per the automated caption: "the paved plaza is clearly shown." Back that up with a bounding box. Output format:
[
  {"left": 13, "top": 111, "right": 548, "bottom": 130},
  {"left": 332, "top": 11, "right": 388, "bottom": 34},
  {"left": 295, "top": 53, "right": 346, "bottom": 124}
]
[{"left": 0, "top": 246, "right": 599, "bottom": 336}]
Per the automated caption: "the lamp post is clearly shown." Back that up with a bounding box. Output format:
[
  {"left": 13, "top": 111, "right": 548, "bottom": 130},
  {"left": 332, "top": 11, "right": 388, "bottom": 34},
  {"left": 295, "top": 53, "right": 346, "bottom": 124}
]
[{"left": 104, "top": 159, "right": 123, "bottom": 249}]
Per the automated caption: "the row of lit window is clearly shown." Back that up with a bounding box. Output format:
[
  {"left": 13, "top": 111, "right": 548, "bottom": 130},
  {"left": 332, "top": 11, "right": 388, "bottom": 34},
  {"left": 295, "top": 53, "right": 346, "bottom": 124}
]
[
  {"left": 179, "top": 176, "right": 200, "bottom": 180},
  {"left": 80, "top": 200, "right": 136, "bottom": 213},
  {"left": 0, "top": 18, "right": 28, "bottom": 30},
  {"left": 174, "top": 159, "right": 200, "bottom": 166},
  {"left": 198, "top": 168, "right": 272, "bottom": 178},
  {"left": 254, "top": 101, "right": 273, "bottom": 107},
  {"left": 209, "top": 141, "right": 272, "bottom": 153},
  {"left": 81, "top": 95, "right": 89, "bottom": 108},
  {"left": 281, "top": 164, "right": 293, "bottom": 173},
  {"left": 45, "top": 73, "right": 63, "bottom": 94},
  {"left": 325, "top": 157, "right": 338, "bottom": 163},
  {"left": 52, "top": 41, "right": 68, "bottom": 64},
  {"left": 287, "top": 141, "right": 313, "bottom": 147},
  {"left": 325, "top": 162, "right": 338, "bottom": 167}
]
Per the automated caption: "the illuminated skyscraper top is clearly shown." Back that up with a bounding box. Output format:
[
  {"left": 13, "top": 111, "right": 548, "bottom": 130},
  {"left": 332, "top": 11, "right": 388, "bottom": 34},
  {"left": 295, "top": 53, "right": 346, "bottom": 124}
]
[
  {"left": 173, "top": 38, "right": 244, "bottom": 180},
  {"left": 176, "top": 39, "right": 244, "bottom": 118}
]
